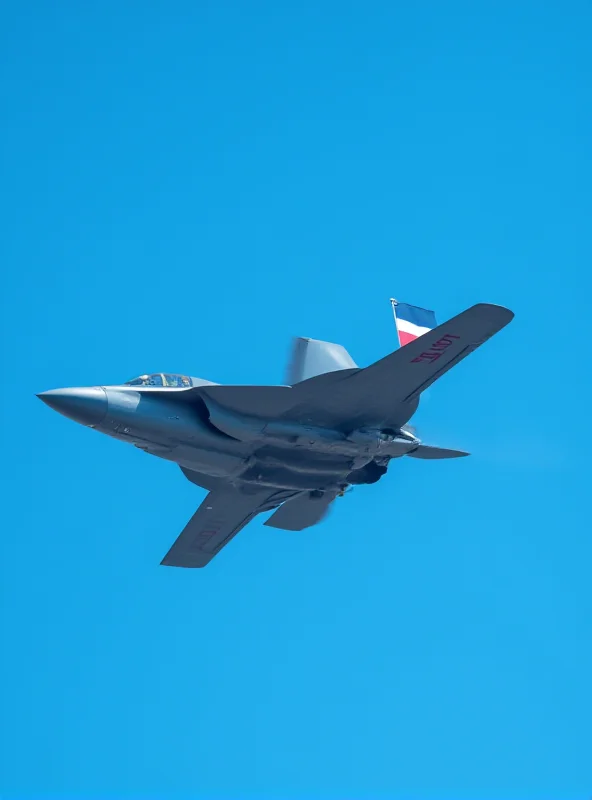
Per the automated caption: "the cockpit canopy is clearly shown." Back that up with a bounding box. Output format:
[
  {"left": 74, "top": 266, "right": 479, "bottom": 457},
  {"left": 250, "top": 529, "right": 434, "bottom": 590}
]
[{"left": 125, "top": 373, "right": 193, "bottom": 388}]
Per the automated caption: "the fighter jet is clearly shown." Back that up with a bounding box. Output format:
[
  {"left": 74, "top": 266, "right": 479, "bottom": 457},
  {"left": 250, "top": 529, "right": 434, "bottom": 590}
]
[{"left": 38, "top": 302, "right": 513, "bottom": 568}]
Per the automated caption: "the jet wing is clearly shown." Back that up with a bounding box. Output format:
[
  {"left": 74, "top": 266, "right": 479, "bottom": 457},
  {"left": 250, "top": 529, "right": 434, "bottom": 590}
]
[
  {"left": 265, "top": 489, "right": 339, "bottom": 531},
  {"left": 282, "top": 303, "right": 514, "bottom": 429},
  {"left": 161, "top": 486, "right": 286, "bottom": 568}
]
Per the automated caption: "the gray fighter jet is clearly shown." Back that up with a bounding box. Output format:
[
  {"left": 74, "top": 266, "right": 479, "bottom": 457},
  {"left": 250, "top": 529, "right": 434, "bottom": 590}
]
[{"left": 38, "top": 302, "right": 513, "bottom": 568}]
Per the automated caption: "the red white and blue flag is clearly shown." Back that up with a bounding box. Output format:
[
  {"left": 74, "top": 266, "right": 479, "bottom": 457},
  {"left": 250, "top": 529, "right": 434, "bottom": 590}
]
[{"left": 391, "top": 299, "right": 437, "bottom": 346}]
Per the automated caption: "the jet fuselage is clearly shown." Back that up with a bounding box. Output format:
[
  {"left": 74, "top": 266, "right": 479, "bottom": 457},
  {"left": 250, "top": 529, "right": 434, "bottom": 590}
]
[{"left": 38, "top": 383, "right": 419, "bottom": 492}]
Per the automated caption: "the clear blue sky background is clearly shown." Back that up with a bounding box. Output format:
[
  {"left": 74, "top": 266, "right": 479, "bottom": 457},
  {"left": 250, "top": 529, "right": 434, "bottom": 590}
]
[{"left": 1, "top": 1, "right": 591, "bottom": 798}]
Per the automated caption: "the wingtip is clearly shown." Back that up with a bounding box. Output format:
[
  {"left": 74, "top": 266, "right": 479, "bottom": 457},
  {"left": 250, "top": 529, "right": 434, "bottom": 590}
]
[{"left": 471, "top": 302, "right": 515, "bottom": 322}]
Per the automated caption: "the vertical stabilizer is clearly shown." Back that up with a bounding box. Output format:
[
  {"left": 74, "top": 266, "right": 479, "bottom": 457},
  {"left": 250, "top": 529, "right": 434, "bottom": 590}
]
[{"left": 285, "top": 337, "right": 357, "bottom": 384}]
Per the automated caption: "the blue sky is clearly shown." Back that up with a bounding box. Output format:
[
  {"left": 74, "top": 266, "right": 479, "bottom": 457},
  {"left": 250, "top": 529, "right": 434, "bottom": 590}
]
[{"left": 1, "top": 0, "right": 591, "bottom": 797}]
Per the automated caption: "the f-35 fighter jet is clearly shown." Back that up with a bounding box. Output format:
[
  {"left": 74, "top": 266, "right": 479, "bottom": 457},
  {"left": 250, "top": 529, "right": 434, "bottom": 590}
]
[{"left": 38, "top": 302, "right": 513, "bottom": 568}]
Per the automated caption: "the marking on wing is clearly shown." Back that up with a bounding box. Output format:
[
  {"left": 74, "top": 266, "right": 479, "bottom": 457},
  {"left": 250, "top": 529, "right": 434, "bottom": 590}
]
[
  {"left": 191, "top": 510, "right": 225, "bottom": 549},
  {"left": 410, "top": 333, "right": 460, "bottom": 363}
]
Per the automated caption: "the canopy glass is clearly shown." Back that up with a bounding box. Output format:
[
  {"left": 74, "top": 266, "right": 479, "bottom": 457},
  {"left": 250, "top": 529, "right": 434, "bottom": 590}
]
[{"left": 125, "top": 373, "right": 192, "bottom": 388}]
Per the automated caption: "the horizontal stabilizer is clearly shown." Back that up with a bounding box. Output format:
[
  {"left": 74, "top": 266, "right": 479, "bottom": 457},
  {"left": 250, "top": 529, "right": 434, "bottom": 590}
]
[
  {"left": 265, "top": 490, "right": 338, "bottom": 531},
  {"left": 407, "top": 444, "right": 469, "bottom": 459},
  {"left": 286, "top": 337, "right": 357, "bottom": 384}
]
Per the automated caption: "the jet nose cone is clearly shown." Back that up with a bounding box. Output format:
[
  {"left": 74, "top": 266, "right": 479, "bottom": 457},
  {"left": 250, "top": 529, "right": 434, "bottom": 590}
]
[{"left": 37, "top": 387, "right": 108, "bottom": 427}]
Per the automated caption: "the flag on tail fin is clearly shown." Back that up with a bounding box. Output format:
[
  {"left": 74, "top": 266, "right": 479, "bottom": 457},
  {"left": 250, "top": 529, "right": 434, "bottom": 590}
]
[{"left": 390, "top": 299, "right": 437, "bottom": 346}]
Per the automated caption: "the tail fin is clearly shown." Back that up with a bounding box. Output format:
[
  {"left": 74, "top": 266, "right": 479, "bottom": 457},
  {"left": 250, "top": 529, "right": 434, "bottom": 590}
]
[{"left": 285, "top": 337, "right": 357, "bottom": 384}]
